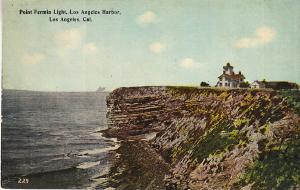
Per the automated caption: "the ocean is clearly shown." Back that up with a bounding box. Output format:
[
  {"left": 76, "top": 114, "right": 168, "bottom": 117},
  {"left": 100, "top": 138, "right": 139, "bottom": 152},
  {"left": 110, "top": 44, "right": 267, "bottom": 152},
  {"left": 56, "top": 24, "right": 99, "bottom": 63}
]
[{"left": 1, "top": 90, "right": 118, "bottom": 189}]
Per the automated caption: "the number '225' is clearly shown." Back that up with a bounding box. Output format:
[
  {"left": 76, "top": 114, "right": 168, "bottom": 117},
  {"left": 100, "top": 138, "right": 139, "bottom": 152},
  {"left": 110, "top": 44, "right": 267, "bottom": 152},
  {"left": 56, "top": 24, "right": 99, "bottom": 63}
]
[{"left": 18, "top": 178, "right": 29, "bottom": 184}]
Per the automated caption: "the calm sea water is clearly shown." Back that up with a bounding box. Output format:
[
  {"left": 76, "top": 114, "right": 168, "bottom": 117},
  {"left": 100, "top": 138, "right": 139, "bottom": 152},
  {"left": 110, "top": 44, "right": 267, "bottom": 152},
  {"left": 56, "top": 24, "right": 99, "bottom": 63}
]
[{"left": 1, "top": 90, "right": 117, "bottom": 189}]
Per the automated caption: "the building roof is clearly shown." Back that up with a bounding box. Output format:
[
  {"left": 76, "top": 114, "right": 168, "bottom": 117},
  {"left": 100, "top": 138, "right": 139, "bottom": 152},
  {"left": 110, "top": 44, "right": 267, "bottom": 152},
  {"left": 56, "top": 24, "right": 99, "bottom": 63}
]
[
  {"left": 251, "top": 81, "right": 298, "bottom": 89},
  {"left": 218, "top": 73, "right": 245, "bottom": 80},
  {"left": 252, "top": 80, "right": 265, "bottom": 85}
]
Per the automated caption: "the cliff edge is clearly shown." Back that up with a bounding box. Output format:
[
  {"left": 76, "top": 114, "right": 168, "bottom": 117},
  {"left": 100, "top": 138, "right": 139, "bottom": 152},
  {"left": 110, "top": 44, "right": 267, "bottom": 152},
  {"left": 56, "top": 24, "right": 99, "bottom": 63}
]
[{"left": 105, "top": 86, "right": 300, "bottom": 190}]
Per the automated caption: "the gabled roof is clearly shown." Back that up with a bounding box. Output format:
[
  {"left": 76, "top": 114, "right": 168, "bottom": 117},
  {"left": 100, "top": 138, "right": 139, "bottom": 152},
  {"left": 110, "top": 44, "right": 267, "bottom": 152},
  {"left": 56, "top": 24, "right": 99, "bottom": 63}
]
[
  {"left": 252, "top": 80, "right": 265, "bottom": 85},
  {"left": 218, "top": 73, "right": 245, "bottom": 80}
]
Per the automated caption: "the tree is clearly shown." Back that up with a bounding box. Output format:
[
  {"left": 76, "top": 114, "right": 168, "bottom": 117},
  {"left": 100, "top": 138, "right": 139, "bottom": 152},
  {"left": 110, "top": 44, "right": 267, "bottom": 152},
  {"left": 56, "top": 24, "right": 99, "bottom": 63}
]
[
  {"left": 262, "top": 79, "right": 267, "bottom": 84},
  {"left": 200, "top": 82, "right": 210, "bottom": 87},
  {"left": 240, "top": 81, "right": 250, "bottom": 88}
]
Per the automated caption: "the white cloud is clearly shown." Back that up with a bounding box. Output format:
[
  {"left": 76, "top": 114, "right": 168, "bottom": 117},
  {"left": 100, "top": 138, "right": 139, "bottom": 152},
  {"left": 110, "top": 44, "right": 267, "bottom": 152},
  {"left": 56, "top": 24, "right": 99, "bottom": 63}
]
[
  {"left": 149, "top": 42, "right": 165, "bottom": 53},
  {"left": 255, "top": 26, "right": 276, "bottom": 43},
  {"left": 179, "top": 58, "right": 201, "bottom": 69},
  {"left": 82, "top": 43, "right": 98, "bottom": 55},
  {"left": 137, "top": 11, "right": 157, "bottom": 25},
  {"left": 54, "top": 28, "right": 82, "bottom": 49},
  {"left": 22, "top": 53, "right": 45, "bottom": 64},
  {"left": 235, "top": 26, "right": 276, "bottom": 48}
]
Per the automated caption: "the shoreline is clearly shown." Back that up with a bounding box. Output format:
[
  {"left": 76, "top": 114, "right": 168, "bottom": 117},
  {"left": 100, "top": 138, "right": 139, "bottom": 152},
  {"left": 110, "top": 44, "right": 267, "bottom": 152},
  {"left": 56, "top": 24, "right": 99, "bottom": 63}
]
[
  {"left": 100, "top": 128, "right": 169, "bottom": 189},
  {"left": 99, "top": 138, "right": 170, "bottom": 190}
]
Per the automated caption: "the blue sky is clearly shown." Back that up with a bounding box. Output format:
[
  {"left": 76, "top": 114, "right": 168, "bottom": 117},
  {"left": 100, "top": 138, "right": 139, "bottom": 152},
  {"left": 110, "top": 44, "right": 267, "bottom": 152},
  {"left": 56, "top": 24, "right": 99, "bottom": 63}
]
[{"left": 3, "top": 0, "right": 300, "bottom": 91}]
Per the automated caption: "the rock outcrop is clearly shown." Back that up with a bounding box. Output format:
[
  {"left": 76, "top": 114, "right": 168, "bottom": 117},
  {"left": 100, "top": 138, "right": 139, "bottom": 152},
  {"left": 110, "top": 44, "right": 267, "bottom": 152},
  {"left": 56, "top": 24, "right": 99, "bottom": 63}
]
[{"left": 105, "top": 86, "right": 300, "bottom": 190}]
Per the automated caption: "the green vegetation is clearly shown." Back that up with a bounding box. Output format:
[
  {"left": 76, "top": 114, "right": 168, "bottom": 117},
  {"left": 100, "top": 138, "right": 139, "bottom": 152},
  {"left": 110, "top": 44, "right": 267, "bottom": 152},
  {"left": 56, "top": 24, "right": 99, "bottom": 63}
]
[
  {"left": 234, "top": 118, "right": 250, "bottom": 128},
  {"left": 277, "top": 90, "right": 300, "bottom": 115},
  {"left": 190, "top": 122, "right": 240, "bottom": 162},
  {"left": 239, "top": 81, "right": 250, "bottom": 88},
  {"left": 236, "top": 139, "right": 300, "bottom": 189},
  {"left": 164, "top": 87, "right": 299, "bottom": 189},
  {"left": 108, "top": 86, "right": 300, "bottom": 189},
  {"left": 200, "top": 82, "right": 210, "bottom": 87}
]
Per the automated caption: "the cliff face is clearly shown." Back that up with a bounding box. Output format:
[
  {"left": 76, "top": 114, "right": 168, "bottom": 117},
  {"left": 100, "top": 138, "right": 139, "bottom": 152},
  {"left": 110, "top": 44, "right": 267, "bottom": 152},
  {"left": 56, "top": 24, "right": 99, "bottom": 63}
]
[{"left": 105, "top": 86, "right": 300, "bottom": 190}]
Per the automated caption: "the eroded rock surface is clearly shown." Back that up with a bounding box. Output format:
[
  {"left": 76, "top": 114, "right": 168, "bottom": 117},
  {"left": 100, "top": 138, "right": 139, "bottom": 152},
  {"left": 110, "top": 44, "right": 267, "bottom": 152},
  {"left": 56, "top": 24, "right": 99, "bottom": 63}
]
[{"left": 105, "top": 86, "right": 300, "bottom": 190}]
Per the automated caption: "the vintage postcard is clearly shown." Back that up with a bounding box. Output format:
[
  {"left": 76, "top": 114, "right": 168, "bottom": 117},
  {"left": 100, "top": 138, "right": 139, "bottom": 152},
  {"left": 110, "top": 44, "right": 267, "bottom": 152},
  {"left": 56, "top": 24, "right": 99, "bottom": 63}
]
[{"left": 1, "top": 0, "right": 300, "bottom": 189}]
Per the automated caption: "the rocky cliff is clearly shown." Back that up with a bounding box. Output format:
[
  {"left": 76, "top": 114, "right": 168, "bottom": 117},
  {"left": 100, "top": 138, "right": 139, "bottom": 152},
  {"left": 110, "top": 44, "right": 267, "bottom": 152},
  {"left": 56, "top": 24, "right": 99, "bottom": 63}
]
[{"left": 105, "top": 86, "right": 300, "bottom": 190}]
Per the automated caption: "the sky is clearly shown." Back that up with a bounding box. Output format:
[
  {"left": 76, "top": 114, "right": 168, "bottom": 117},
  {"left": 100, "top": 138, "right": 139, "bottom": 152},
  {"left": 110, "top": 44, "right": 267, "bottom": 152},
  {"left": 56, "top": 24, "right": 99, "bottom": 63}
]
[{"left": 3, "top": 0, "right": 300, "bottom": 91}]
